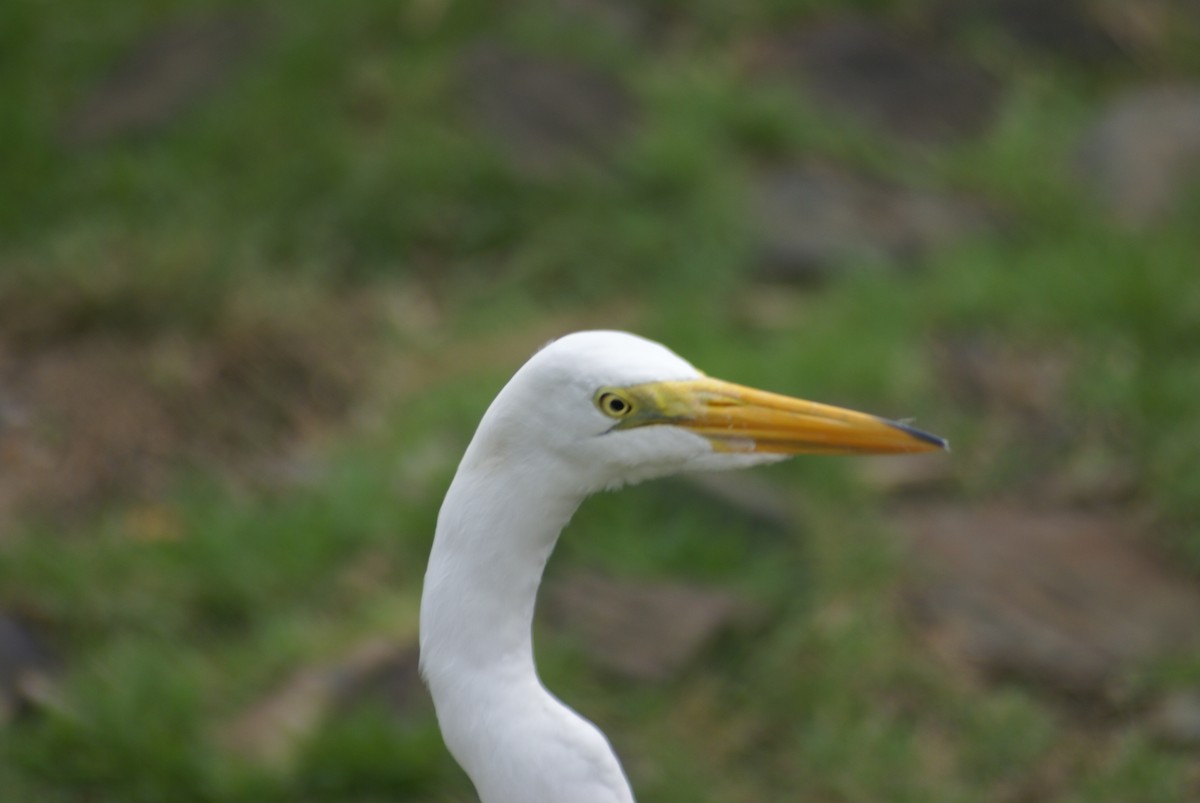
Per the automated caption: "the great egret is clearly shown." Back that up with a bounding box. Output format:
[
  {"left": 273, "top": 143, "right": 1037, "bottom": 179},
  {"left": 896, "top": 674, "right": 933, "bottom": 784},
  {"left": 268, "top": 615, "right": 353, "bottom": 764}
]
[{"left": 420, "top": 330, "right": 946, "bottom": 803}]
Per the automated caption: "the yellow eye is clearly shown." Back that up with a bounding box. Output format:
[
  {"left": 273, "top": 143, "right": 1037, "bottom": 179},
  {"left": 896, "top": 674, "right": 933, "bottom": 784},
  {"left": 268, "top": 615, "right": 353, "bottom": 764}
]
[{"left": 596, "top": 390, "right": 634, "bottom": 418}]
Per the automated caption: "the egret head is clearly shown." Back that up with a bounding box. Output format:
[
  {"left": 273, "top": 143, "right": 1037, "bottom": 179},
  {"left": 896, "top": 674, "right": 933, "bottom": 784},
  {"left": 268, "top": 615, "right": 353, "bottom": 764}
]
[{"left": 467, "top": 330, "right": 946, "bottom": 494}]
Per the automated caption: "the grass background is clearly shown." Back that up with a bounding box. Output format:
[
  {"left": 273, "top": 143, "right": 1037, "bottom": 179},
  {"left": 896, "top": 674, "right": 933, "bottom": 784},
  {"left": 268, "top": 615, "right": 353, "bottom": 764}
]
[{"left": 2, "top": 0, "right": 1200, "bottom": 800}]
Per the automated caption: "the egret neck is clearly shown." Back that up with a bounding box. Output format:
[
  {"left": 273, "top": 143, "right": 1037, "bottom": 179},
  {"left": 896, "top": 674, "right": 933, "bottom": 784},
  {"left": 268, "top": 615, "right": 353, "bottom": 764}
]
[{"left": 420, "top": 447, "right": 634, "bottom": 803}]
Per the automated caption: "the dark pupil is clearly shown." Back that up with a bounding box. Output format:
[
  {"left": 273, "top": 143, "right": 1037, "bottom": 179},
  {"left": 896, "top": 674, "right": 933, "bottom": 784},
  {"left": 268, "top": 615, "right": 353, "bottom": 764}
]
[{"left": 607, "top": 397, "right": 627, "bottom": 413}]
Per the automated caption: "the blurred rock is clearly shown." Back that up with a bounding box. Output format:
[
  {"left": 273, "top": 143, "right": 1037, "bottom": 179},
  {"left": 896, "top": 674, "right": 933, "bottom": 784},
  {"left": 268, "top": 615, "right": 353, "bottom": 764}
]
[
  {"left": 1076, "top": 85, "right": 1200, "bottom": 227},
  {"left": 932, "top": 336, "right": 1070, "bottom": 429},
  {"left": 544, "top": 0, "right": 661, "bottom": 43},
  {"left": 63, "top": 9, "right": 267, "bottom": 146},
  {"left": 220, "top": 639, "right": 422, "bottom": 768},
  {"left": 928, "top": 336, "right": 1118, "bottom": 502},
  {"left": 329, "top": 642, "right": 426, "bottom": 720},
  {"left": 756, "top": 16, "right": 1002, "bottom": 145},
  {"left": 460, "top": 43, "right": 641, "bottom": 177},
  {"left": 0, "top": 613, "right": 59, "bottom": 725},
  {"left": 543, "top": 569, "right": 761, "bottom": 682},
  {"left": 681, "top": 472, "right": 796, "bottom": 537},
  {"left": 1148, "top": 689, "right": 1200, "bottom": 749},
  {"left": 932, "top": 0, "right": 1123, "bottom": 65},
  {"left": 1093, "top": 0, "right": 1183, "bottom": 57},
  {"left": 752, "top": 164, "right": 1000, "bottom": 283},
  {"left": 897, "top": 505, "right": 1200, "bottom": 695}
]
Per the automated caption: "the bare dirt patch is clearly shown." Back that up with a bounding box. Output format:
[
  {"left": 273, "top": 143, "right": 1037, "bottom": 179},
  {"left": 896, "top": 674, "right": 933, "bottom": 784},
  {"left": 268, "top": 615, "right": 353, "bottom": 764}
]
[
  {"left": 897, "top": 503, "right": 1200, "bottom": 697},
  {"left": 0, "top": 291, "right": 375, "bottom": 530}
]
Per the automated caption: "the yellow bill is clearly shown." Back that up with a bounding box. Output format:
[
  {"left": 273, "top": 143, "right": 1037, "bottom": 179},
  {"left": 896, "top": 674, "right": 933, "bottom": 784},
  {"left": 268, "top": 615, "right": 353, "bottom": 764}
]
[{"left": 597, "top": 377, "right": 947, "bottom": 455}]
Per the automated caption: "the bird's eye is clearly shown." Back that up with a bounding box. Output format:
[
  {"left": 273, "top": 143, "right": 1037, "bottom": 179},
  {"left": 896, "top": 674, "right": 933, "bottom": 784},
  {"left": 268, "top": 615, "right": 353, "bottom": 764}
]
[{"left": 596, "top": 390, "right": 634, "bottom": 418}]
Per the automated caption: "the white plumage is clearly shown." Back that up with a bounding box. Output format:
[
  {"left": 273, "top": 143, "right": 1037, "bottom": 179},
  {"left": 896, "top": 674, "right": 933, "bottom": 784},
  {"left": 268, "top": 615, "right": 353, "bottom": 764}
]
[{"left": 420, "top": 331, "right": 945, "bottom": 803}]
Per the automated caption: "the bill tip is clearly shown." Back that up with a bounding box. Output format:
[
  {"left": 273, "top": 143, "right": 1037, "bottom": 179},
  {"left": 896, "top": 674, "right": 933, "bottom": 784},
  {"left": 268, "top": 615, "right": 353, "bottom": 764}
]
[{"left": 886, "top": 419, "right": 949, "bottom": 451}]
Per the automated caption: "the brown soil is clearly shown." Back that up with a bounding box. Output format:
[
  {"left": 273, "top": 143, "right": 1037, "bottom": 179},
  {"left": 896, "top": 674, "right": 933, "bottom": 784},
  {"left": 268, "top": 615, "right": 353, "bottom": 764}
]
[{"left": 0, "top": 291, "right": 374, "bottom": 530}]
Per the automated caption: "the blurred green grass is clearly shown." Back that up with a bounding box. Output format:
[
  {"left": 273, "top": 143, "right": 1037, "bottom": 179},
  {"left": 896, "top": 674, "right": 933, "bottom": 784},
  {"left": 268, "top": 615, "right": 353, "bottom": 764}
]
[{"left": 2, "top": 0, "right": 1200, "bottom": 801}]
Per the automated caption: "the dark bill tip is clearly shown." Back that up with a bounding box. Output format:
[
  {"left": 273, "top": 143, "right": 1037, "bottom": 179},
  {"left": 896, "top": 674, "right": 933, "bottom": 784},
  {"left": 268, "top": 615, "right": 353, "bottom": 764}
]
[{"left": 883, "top": 419, "right": 950, "bottom": 451}]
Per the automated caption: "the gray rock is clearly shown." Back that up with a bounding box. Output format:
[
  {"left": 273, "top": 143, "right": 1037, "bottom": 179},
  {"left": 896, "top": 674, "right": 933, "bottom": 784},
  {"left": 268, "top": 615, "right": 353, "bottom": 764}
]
[
  {"left": 544, "top": 0, "right": 661, "bottom": 44},
  {"left": 682, "top": 472, "right": 796, "bottom": 537},
  {"left": 752, "top": 164, "right": 1000, "bottom": 283},
  {"left": 0, "top": 613, "right": 59, "bottom": 724},
  {"left": 63, "top": 9, "right": 267, "bottom": 146},
  {"left": 1077, "top": 85, "right": 1200, "bottom": 227},
  {"left": 1148, "top": 689, "right": 1200, "bottom": 749},
  {"left": 932, "top": 0, "right": 1123, "bottom": 65},
  {"left": 460, "top": 43, "right": 641, "bottom": 177},
  {"left": 756, "top": 17, "right": 1002, "bottom": 145},
  {"left": 543, "top": 569, "right": 761, "bottom": 682},
  {"left": 897, "top": 505, "right": 1200, "bottom": 695}
]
